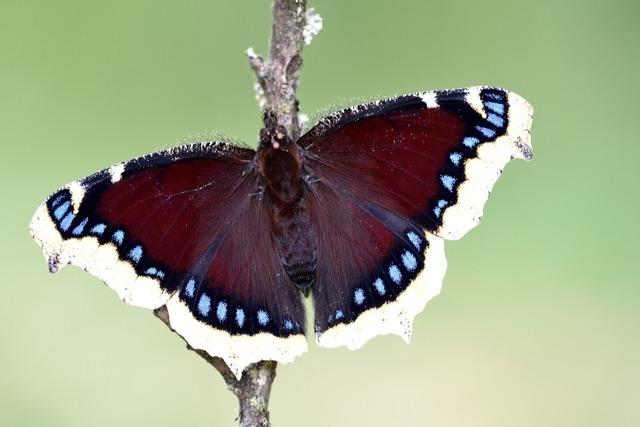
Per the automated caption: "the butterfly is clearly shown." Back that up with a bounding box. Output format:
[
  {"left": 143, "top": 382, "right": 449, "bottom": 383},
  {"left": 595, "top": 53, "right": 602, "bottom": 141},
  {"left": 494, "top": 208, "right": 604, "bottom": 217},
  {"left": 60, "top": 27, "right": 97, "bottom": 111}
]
[{"left": 30, "top": 86, "right": 533, "bottom": 378}]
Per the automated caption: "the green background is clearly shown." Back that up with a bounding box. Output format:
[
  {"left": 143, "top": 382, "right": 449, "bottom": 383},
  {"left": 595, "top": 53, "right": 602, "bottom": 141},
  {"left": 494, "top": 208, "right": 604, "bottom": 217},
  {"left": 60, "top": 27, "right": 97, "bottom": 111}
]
[{"left": 1, "top": 0, "right": 638, "bottom": 426}]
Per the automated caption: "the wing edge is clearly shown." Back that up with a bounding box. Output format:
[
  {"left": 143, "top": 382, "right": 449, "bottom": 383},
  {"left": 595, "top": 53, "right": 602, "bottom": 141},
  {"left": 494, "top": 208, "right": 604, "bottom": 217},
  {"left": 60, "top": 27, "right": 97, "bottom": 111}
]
[
  {"left": 315, "top": 232, "right": 447, "bottom": 350},
  {"left": 166, "top": 296, "right": 308, "bottom": 379},
  {"left": 436, "top": 89, "right": 534, "bottom": 240},
  {"left": 30, "top": 203, "right": 172, "bottom": 308}
]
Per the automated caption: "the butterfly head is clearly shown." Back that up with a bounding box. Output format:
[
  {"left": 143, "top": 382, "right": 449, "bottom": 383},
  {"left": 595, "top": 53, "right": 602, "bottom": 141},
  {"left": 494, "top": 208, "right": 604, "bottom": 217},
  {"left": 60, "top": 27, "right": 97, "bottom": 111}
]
[
  {"left": 259, "top": 109, "right": 293, "bottom": 151},
  {"left": 260, "top": 127, "right": 289, "bottom": 150}
]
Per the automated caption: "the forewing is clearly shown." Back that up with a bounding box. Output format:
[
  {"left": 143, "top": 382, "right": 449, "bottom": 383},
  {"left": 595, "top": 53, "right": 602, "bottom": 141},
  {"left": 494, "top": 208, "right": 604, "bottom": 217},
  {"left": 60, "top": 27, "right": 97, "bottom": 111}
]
[{"left": 300, "top": 86, "right": 533, "bottom": 240}]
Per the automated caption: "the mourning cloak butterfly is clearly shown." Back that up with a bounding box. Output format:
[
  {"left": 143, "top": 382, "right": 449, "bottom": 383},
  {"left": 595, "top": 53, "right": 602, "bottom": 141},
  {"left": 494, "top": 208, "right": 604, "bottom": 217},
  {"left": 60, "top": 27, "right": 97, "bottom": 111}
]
[{"left": 30, "top": 86, "right": 533, "bottom": 378}]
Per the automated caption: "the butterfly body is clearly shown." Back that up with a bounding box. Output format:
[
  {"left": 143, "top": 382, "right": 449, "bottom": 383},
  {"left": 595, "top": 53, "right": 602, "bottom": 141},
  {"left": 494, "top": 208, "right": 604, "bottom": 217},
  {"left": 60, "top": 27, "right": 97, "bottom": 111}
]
[
  {"left": 257, "top": 123, "right": 318, "bottom": 294},
  {"left": 30, "top": 86, "right": 533, "bottom": 378}
]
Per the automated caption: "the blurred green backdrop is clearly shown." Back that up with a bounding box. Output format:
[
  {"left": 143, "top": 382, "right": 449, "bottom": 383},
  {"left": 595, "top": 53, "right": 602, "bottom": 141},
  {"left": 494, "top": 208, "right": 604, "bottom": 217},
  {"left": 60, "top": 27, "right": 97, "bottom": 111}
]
[{"left": 1, "top": 0, "right": 638, "bottom": 426}]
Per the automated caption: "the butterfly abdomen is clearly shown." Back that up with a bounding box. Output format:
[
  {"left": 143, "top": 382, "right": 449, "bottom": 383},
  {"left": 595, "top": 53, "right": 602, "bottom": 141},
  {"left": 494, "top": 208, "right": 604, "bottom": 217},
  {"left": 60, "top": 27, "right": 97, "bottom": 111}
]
[{"left": 273, "top": 206, "right": 317, "bottom": 296}]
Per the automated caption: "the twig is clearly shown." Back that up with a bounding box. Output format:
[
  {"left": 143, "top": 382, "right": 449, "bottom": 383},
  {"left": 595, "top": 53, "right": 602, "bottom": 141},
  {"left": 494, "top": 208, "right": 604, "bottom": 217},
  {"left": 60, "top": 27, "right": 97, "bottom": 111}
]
[
  {"left": 248, "top": 0, "right": 308, "bottom": 140},
  {"left": 154, "top": 307, "right": 276, "bottom": 427},
  {"left": 154, "top": 1, "right": 311, "bottom": 426}
]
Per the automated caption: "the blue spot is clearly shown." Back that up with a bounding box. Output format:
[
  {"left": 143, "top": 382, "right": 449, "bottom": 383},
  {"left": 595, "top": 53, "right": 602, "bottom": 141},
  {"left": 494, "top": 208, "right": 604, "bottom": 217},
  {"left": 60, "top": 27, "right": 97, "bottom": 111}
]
[
  {"left": 438, "top": 199, "right": 448, "bottom": 208},
  {"left": 112, "top": 230, "right": 124, "bottom": 246},
  {"left": 449, "top": 152, "right": 463, "bottom": 166},
  {"left": 440, "top": 175, "right": 456, "bottom": 192},
  {"left": 51, "top": 194, "right": 65, "bottom": 208},
  {"left": 257, "top": 310, "right": 269, "bottom": 326},
  {"left": 373, "top": 278, "right": 386, "bottom": 296},
  {"left": 389, "top": 264, "right": 402, "bottom": 284},
  {"left": 462, "top": 137, "right": 480, "bottom": 148},
  {"left": 354, "top": 288, "right": 365, "bottom": 305},
  {"left": 128, "top": 245, "right": 143, "bottom": 264},
  {"left": 72, "top": 218, "right": 88, "bottom": 236},
  {"left": 145, "top": 267, "right": 157, "bottom": 276},
  {"left": 401, "top": 251, "right": 418, "bottom": 272},
  {"left": 485, "top": 101, "right": 505, "bottom": 115},
  {"left": 406, "top": 231, "right": 422, "bottom": 249},
  {"left": 335, "top": 310, "right": 344, "bottom": 320},
  {"left": 155, "top": 270, "right": 165, "bottom": 280},
  {"left": 284, "top": 319, "right": 294, "bottom": 330},
  {"left": 236, "top": 308, "right": 245, "bottom": 328},
  {"left": 486, "top": 113, "right": 505, "bottom": 128},
  {"left": 185, "top": 277, "right": 196, "bottom": 298},
  {"left": 53, "top": 201, "right": 70, "bottom": 221},
  {"left": 60, "top": 212, "right": 75, "bottom": 231},
  {"left": 198, "top": 294, "right": 211, "bottom": 317},
  {"left": 476, "top": 125, "right": 496, "bottom": 139},
  {"left": 216, "top": 301, "right": 227, "bottom": 322},
  {"left": 91, "top": 223, "right": 106, "bottom": 235}
]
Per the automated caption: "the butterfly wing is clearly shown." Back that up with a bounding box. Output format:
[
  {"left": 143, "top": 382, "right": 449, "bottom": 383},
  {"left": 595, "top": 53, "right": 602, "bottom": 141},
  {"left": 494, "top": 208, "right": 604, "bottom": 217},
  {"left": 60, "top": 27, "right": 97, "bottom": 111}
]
[
  {"left": 300, "top": 86, "right": 533, "bottom": 240},
  {"left": 300, "top": 86, "right": 533, "bottom": 347},
  {"left": 30, "top": 142, "right": 307, "bottom": 377},
  {"left": 305, "top": 180, "right": 446, "bottom": 349}
]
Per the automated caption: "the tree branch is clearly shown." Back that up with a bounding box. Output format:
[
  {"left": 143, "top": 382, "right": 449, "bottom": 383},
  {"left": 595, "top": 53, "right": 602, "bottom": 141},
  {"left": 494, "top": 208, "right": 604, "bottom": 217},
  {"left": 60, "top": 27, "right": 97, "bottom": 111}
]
[
  {"left": 154, "top": 1, "right": 313, "bottom": 426},
  {"left": 249, "top": 0, "right": 308, "bottom": 140}
]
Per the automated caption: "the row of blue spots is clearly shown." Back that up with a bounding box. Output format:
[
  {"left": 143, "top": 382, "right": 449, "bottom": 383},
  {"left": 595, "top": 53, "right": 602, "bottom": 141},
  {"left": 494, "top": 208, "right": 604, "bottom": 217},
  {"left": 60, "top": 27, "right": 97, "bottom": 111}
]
[
  {"left": 144, "top": 267, "right": 165, "bottom": 280},
  {"left": 53, "top": 201, "right": 71, "bottom": 221},
  {"left": 47, "top": 193, "right": 168, "bottom": 285},
  {"left": 186, "top": 279, "right": 290, "bottom": 330},
  {"left": 435, "top": 90, "right": 506, "bottom": 227},
  {"left": 50, "top": 198, "right": 75, "bottom": 233},
  {"left": 433, "top": 199, "right": 448, "bottom": 218},
  {"left": 481, "top": 92, "right": 506, "bottom": 131},
  {"left": 337, "top": 242, "right": 422, "bottom": 323}
]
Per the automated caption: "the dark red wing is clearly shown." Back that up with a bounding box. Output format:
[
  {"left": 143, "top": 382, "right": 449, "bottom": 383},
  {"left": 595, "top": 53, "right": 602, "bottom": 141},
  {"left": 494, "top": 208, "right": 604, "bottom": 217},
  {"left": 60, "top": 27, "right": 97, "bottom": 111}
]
[
  {"left": 305, "top": 179, "right": 446, "bottom": 348},
  {"left": 300, "top": 87, "right": 533, "bottom": 240},
  {"left": 30, "top": 141, "right": 307, "bottom": 377},
  {"left": 300, "top": 87, "right": 533, "bottom": 346}
]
